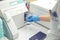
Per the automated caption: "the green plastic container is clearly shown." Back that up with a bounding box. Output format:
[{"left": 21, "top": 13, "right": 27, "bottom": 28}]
[{"left": 0, "top": 18, "right": 4, "bottom": 38}]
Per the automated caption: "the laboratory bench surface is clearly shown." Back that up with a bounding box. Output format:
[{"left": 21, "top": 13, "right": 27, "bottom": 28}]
[
  {"left": 15, "top": 22, "right": 60, "bottom": 40},
  {"left": 2, "top": 22, "right": 59, "bottom": 40}
]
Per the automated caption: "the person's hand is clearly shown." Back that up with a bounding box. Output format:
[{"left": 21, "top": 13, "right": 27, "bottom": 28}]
[{"left": 26, "top": 15, "right": 40, "bottom": 22}]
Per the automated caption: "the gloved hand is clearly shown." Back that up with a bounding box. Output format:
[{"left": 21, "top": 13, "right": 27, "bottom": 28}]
[{"left": 26, "top": 15, "right": 40, "bottom": 22}]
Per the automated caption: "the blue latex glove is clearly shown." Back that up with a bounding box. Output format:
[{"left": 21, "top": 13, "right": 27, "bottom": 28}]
[{"left": 26, "top": 15, "right": 40, "bottom": 22}]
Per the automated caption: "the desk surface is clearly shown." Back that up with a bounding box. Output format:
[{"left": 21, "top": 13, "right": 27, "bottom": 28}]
[{"left": 15, "top": 22, "right": 58, "bottom": 40}]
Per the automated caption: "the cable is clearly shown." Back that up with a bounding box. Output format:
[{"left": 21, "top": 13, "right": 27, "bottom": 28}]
[{"left": 34, "top": 22, "right": 50, "bottom": 30}]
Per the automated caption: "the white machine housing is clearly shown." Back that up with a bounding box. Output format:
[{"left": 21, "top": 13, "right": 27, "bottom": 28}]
[
  {"left": 30, "top": 0, "right": 58, "bottom": 16},
  {"left": 30, "top": 0, "right": 60, "bottom": 39},
  {"left": 0, "top": 0, "right": 28, "bottom": 40}
]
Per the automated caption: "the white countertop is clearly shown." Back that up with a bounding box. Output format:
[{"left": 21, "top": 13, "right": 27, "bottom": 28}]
[
  {"left": 15, "top": 22, "right": 57, "bottom": 40},
  {"left": 3, "top": 22, "right": 58, "bottom": 40}
]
